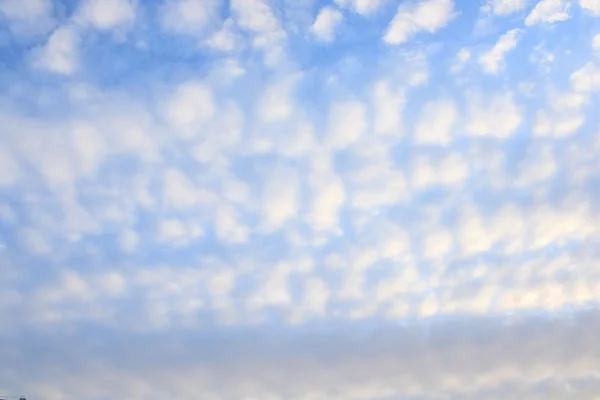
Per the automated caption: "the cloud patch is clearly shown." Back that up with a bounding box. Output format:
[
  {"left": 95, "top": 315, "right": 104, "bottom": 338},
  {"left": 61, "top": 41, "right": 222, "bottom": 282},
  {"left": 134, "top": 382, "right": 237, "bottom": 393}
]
[
  {"left": 384, "top": 0, "right": 456, "bottom": 44},
  {"left": 479, "top": 28, "right": 522, "bottom": 74}
]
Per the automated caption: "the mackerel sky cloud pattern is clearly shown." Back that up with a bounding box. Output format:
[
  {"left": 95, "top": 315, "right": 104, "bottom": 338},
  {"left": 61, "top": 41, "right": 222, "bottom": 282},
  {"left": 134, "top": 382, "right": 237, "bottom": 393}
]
[{"left": 1, "top": 0, "right": 600, "bottom": 399}]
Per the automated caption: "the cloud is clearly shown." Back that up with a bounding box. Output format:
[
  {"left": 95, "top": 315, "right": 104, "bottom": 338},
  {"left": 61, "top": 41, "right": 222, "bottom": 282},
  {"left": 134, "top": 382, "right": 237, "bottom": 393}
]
[
  {"left": 162, "top": 167, "right": 212, "bottom": 209},
  {"left": 346, "top": 141, "right": 408, "bottom": 209},
  {"left": 451, "top": 47, "right": 471, "bottom": 72},
  {"left": 2, "top": 311, "right": 600, "bottom": 399},
  {"left": 371, "top": 80, "right": 405, "bottom": 135},
  {"left": 479, "top": 28, "right": 522, "bottom": 74},
  {"left": 533, "top": 110, "right": 585, "bottom": 137},
  {"left": 3, "top": 1, "right": 600, "bottom": 399},
  {"left": 31, "top": 25, "right": 79, "bottom": 74},
  {"left": 214, "top": 204, "right": 249, "bottom": 243},
  {"left": 119, "top": 229, "right": 140, "bottom": 252},
  {"left": 259, "top": 165, "right": 300, "bottom": 232},
  {"left": 410, "top": 152, "right": 468, "bottom": 189},
  {"left": 258, "top": 77, "right": 297, "bottom": 121},
  {"left": 324, "top": 100, "right": 367, "bottom": 149},
  {"left": 0, "top": 146, "right": 19, "bottom": 186},
  {"left": 422, "top": 227, "right": 454, "bottom": 259},
  {"left": 466, "top": 91, "right": 522, "bottom": 138},
  {"left": 334, "top": 0, "right": 390, "bottom": 15},
  {"left": 192, "top": 102, "right": 243, "bottom": 163},
  {"left": 205, "top": 18, "right": 240, "bottom": 51},
  {"left": 0, "top": 0, "right": 54, "bottom": 36},
  {"left": 594, "top": 33, "right": 600, "bottom": 52},
  {"left": 230, "top": 0, "right": 286, "bottom": 66},
  {"left": 306, "top": 153, "right": 346, "bottom": 232},
  {"left": 532, "top": 90, "right": 587, "bottom": 137},
  {"left": 384, "top": 0, "right": 455, "bottom": 44},
  {"left": 156, "top": 218, "right": 203, "bottom": 245},
  {"left": 579, "top": 0, "right": 600, "bottom": 15},
  {"left": 310, "top": 6, "right": 343, "bottom": 42},
  {"left": 488, "top": 0, "right": 530, "bottom": 15},
  {"left": 161, "top": 0, "right": 220, "bottom": 36},
  {"left": 571, "top": 62, "right": 600, "bottom": 91},
  {"left": 525, "top": 0, "right": 571, "bottom": 25},
  {"left": 414, "top": 98, "right": 459, "bottom": 145},
  {"left": 74, "top": 0, "right": 136, "bottom": 31},
  {"left": 164, "top": 81, "right": 216, "bottom": 137},
  {"left": 20, "top": 227, "right": 52, "bottom": 255}
]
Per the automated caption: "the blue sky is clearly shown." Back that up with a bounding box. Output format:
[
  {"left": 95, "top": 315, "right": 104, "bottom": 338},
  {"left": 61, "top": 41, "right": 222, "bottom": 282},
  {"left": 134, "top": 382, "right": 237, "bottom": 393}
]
[{"left": 1, "top": 0, "right": 600, "bottom": 398}]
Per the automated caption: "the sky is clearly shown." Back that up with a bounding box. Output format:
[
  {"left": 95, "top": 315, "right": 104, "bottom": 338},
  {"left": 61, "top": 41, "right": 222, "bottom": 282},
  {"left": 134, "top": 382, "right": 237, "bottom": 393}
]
[{"left": 1, "top": 0, "right": 600, "bottom": 398}]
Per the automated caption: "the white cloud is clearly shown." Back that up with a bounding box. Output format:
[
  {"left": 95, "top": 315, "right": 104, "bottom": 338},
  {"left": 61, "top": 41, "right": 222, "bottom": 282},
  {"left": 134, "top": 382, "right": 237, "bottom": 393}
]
[
  {"left": 371, "top": 80, "right": 405, "bottom": 135},
  {"left": 439, "top": 152, "right": 468, "bottom": 185},
  {"left": 74, "top": 0, "right": 136, "bottom": 30},
  {"left": 162, "top": 168, "right": 212, "bottom": 209},
  {"left": 414, "top": 99, "right": 458, "bottom": 145},
  {"left": 411, "top": 155, "right": 436, "bottom": 189},
  {"left": 0, "top": 0, "right": 54, "bottom": 35},
  {"left": 208, "top": 58, "right": 246, "bottom": 84},
  {"left": 230, "top": 0, "right": 286, "bottom": 66},
  {"left": 306, "top": 154, "right": 346, "bottom": 232},
  {"left": 260, "top": 165, "right": 300, "bottom": 232},
  {"left": 192, "top": 103, "right": 243, "bottom": 163},
  {"left": 288, "top": 275, "right": 330, "bottom": 323},
  {"left": 119, "top": 229, "right": 139, "bottom": 253},
  {"left": 528, "top": 199, "right": 598, "bottom": 249},
  {"left": 533, "top": 110, "right": 585, "bottom": 137},
  {"left": 451, "top": 47, "right": 471, "bottom": 72},
  {"left": 571, "top": 62, "right": 600, "bottom": 91},
  {"left": 479, "top": 28, "right": 522, "bottom": 74},
  {"left": 165, "top": 81, "right": 216, "bottom": 137},
  {"left": 31, "top": 25, "right": 79, "bottom": 74},
  {"left": 422, "top": 228, "right": 453, "bottom": 259},
  {"left": 593, "top": 33, "right": 600, "bottom": 52},
  {"left": 525, "top": 0, "right": 571, "bottom": 25},
  {"left": 325, "top": 100, "right": 367, "bottom": 150},
  {"left": 0, "top": 0, "right": 50, "bottom": 21},
  {"left": 466, "top": 92, "right": 522, "bottom": 138},
  {"left": 277, "top": 121, "right": 317, "bottom": 158},
  {"left": 5, "top": 1, "right": 600, "bottom": 397},
  {"left": 514, "top": 143, "right": 558, "bottom": 187},
  {"left": 379, "top": 227, "right": 411, "bottom": 260},
  {"left": 205, "top": 18, "right": 239, "bottom": 51},
  {"left": 579, "top": 0, "right": 600, "bottom": 14},
  {"left": 161, "top": 0, "right": 219, "bottom": 35},
  {"left": 338, "top": 269, "right": 366, "bottom": 300},
  {"left": 220, "top": 174, "right": 250, "bottom": 205},
  {"left": 350, "top": 170, "right": 407, "bottom": 209},
  {"left": 384, "top": 0, "right": 455, "bottom": 45},
  {"left": 334, "top": 0, "right": 390, "bottom": 15},
  {"left": 70, "top": 122, "right": 107, "bottom": 176},
  {"left": 0, "top": 146, "right": 19, "bottom": 186},
  {"left": 489, "top": 0, "right": 529, "bottom": 15},
  {"left": 530, "top": 44, "right": 556, "bottom": 72},
  {"left": 0, "top": 203, "right": 16, "bottom": 224},
  {"left": 456, "top": 204, "right": 496, "bottom": 255},
  {"left": 411, "top": 153, "right": 468, "bottom": 189},
  {"left": 20, "top": 227, "right": 51, "bottom": 255},
  {"left": 214, "top": 205, "right": 248, "bottom": 243},
  {"left": 311, "top": 6, "right": 343, "bottom": 42},
  {"left": 258, "top": 78, "right": 297, "bottom": 122},
  {"left": 156, "top": 218, "right": 203, "bottom": 245},
  {"left": 247, "top": 264, "right": 293, "bottom": 312},
  {"left": 346, "top": 144, "right": 408, "bottom": 209}
]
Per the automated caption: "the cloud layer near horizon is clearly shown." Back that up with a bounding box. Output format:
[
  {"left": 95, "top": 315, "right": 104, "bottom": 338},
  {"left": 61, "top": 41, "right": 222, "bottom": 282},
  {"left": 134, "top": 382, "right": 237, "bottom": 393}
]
[{"left": 1, "top": 0, "right": 600, "bottom": 399}]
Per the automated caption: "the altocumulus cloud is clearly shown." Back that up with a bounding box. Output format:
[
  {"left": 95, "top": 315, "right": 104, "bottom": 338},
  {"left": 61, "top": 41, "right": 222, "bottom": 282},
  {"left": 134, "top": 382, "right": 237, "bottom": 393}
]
[{"left": 1, "top": 0, "right": 600, "bottom": 399}]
